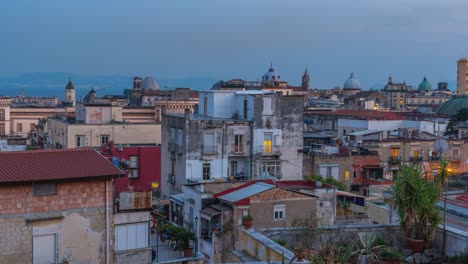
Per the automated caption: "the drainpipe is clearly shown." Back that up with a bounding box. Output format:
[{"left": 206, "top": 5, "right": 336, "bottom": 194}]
[{"left": 106, "top": 179, "right": 110, "bottom": 264}]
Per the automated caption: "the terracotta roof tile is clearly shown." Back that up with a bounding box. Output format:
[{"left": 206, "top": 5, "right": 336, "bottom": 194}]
[{"left": 0, "top": 148, "right": 123, "bottom": 183}]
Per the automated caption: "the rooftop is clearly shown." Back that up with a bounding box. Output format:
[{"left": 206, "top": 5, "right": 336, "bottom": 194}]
[
  {"left": 216, "top": 182, "right": 275, "bottom": 203},
  {"left": 308, "top": 109, "right": 405, "bottom": 120},
  {"left": 0, "top": 148, "right": 123, "bottom": 183}
]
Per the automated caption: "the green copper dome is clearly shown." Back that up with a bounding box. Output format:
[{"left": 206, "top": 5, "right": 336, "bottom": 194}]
[
  {"left": 418, "top": 76, "right": 432, "bottom": 92},
  {"left": 435, "top": 95, "right": 468, "bottom": 116}
]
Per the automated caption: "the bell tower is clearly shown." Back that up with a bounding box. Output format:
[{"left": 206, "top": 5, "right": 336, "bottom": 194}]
[{"left": 65, "top": 77, "right": 76, "bottom": 106}]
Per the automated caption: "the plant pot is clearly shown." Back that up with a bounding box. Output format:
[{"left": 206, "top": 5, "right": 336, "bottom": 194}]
[
  {"left": 406, "top": 237, "right": 424, "bottom": 253},
  {"left": 183, "top": 248, "right": 193, "bottom": 258},
  {"left": 242, "top": 220, "right": 253, "bottom": 229}
]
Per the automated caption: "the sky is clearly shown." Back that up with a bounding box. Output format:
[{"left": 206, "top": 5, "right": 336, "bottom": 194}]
[{"left": 1, "top": 0, "right": 468, "bottom": 90}]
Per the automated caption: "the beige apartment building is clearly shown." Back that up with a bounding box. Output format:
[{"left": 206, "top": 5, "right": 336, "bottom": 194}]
[
  {"left": 457, "top": 58, "right": 468, "bottom": 95},
  {"left": 45, "top": 104, "right": 161, "bottom": 149}
]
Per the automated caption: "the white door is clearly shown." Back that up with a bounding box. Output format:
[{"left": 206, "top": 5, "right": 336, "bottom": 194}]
[{"left": 33, "top": 234, "right": 56, "bottom": 264}]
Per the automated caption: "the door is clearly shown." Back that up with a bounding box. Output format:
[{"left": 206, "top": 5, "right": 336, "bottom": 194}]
[{"left": 33, "top": 234, "right": 56, "bottom": 264}]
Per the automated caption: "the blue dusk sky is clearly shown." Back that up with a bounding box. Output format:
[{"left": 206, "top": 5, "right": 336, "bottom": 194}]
[{"left": 1, "top": 0, "right": 468, "bottom": 91}]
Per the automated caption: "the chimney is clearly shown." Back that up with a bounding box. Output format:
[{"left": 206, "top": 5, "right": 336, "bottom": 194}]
[
  {"left": 185, "top": 108, "right": 191, "bottom": 120},
  {"left": 193, "top": 104, "right": 199, "bottom": 114}
]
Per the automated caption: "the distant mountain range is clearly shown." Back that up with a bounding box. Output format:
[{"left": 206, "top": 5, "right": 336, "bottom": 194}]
[{"left": 0, "top": 72, "right": 218, "bottom": 100}]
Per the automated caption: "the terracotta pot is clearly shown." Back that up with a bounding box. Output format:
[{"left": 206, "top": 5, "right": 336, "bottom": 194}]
[
  {"left": 183, "top": 248, "right": 193, "bottom": 258},
  {"left": 242, "top": 220, "right": 253, "bottom": 229},
  {"left": 406, "top": 237, "right": 424, "bottom": 253}
]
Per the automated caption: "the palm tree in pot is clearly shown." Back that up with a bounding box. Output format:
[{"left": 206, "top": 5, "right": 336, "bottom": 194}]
[{"left": 387, "top": 164, "right": 441, "bottom": 253}]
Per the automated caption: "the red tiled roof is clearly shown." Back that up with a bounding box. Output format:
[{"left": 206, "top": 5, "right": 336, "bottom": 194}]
[
  {"left": 0, "top": 148, "right": 123, "bottom": 183},
  {"left": 309, "top": 109, "right": 405, "bottom": 120}
]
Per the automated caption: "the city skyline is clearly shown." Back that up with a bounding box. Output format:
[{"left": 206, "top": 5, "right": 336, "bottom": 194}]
[{"left": 1, "top": 0, "right": 468, "bottom": 90}]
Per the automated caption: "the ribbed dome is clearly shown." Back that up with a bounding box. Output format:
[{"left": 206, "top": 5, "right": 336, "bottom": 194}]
[
  {"left": 418, "top": 76, "right": 432, "bottom": 92},
  {"left": 435, "top": 95, "right": 468, "bottom": 116},
  {"left": 262, "top": 64, "right": 281, "bottom": 82},
  {"left": 343, "top": 73, "right": 361, "bottom": 90},
  {"left": 141, "top": 77, "right": 160, "bottom": 90}
]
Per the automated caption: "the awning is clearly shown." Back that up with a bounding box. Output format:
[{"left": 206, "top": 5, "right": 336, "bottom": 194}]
[
  {"left": 169, "top": 193, "right": 184, "bottom": 204},
  {"left": 200, "top": 207, "right": 221, "bottom": 221}
]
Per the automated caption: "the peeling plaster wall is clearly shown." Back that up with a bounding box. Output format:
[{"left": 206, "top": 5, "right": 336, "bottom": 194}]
[{"left": 62, "top": 212, "right": 105, "bottom": 263}]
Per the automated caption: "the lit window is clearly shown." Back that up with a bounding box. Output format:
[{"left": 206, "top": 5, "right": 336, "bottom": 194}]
[
  {"left": 391, "top": 148, "right": 399, "bottom": 157},
  {"left": 273, "top": 204, "right": 285, "bottom": 220},
  {"left": 129, "top": 156, "right": 139, "bottom": 178},
  {"left": 263, "top": 133, "right": 272, "bottom": 153}
]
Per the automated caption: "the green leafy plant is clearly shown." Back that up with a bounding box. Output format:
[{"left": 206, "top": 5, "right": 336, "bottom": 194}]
[
  {"left": 274, "top": 239, "right": 287, "bottom": 247},
  {"left": 351, "top": 233, "right": 385, "bottom": 264},
  {"left": 305, "top": 175, "right": 346, "bottom": 191},
  {"left": 380, "top": 248, "right": 402, "bottom": 260}
]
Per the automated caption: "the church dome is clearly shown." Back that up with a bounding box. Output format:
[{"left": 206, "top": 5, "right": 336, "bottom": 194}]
[
  {"left": 141, "top": 77, "right": 160, "bottom": 90},
  {"left": 343, "top": 73, "right": 361, "bottom": 90},
  {"left": 262, "top": 64, "right": 281, "bottom": 82},
  {"left": 418, "top": 76, "right": 432, "bottom": 92},
  {"left": 435, "top": 95, "right": 468, "bottom": 116}
]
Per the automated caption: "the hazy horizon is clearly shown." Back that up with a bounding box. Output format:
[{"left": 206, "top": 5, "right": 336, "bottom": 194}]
[{"left": 1, "top": 0, "right": 467, "bottom": 92}]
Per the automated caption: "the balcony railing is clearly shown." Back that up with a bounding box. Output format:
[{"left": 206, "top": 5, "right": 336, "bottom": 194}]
[
  {"left": 389, "top": 156, "right": 401, "bottom": 162},
  {"left": 168, "top": 142, "right": 176, "bottom": 152},
  {"left": 410, "top": 156, "right": 423, "bottom": 162},
  {"left": 430, "top": 156, "right": 440, "bottom": 161},
  {"left": 231, "top": 144, "right": 244, "bottom": 154},
  {"left": 202, "top": 145, "right": 217, "bottom": 155}
]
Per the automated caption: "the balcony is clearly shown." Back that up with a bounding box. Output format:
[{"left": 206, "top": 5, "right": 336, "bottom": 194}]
[
  {"left": 254, "top": 145, "right": 280, "bottom": 156},
  {"left": 229, "top": 144, "right": 246, "bottom": 156},
  {"left": 410, "top": 156, "right": 423, "bottom": 162},
  {"left": 389, "top": 156, "right": 401, "bottom": 163},
  {"left": 168, "top": 142, "right": 176, "bottom": 152},
  {"left": 430, "top": 156, "right": 440, "bottom": 161},
  {"left": 169, "top": 173, "right": 175, "bottom": 184},
  {"left": 202, "top": 145, "right": 217, "bottom": 155}
]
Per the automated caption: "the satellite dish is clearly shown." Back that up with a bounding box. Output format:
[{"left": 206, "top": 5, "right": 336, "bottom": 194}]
[{"left": 433, "top": 138, "right": 449, "bottom": 154}]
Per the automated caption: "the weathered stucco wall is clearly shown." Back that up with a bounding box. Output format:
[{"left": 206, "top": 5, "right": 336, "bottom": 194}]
[{"left": 0, "top": 180, "right": 113, "bottom": 264}]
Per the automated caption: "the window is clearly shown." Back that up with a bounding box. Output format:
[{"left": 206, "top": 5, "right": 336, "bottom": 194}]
[
  {"left": 129, "top": 156, "right": 139, "bottom": 178},
  {"left": 273, "top": 204, "right": 285, "bottom": 220},
  {"left": 203, "top": 163, "right": 211, "bottom": 181},
  {"left": 17, "top": 123, "right": 22, "bottom": 132},
  {"left": 0, "top": 123, "right": 5, "bottom": 135},
  {"left": 412, "top": 149, "right": 419, "bottom": 159},
  {"left": 350, "top": 184, "right": 360, "bottom": 192},
  {"left": 391, "top": 148, "right": 399, "bottom": 157},
  {"left": 100, "top": 135, "right": 110, "bottom": 146},
  {"left": 115, "top": 222, "right": 149, "bottom": 251},
  {"left": 32, "top": 183, "right": 56, "bottom": 196},
  {"left": 231, "top": 160, "right": 238, "bottom": 176},
  {"left": 203, "top": 132, "right": 215, "bottom": 154},
  {"left": 234, "top": 134, "right": 243, "bottom": 153},
  {"left": 263, "top": 133, "right": 272, "bottom": 153},
  {"left": 30, "top": 123, "right": 35, "bottom": 131},
  {"left": 0, "top": 109, "right": 4, "bottom": 121},
  {"left": 260, "top": 161, "right": 281, "bottom": 179},
  {"left": 33, "top": 234, "right": 57, "bottom": 263},
  {"left": 76, "top": 135, "right": 85, "bottom": 147}
]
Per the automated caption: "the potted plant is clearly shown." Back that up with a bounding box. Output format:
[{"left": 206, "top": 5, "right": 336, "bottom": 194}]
[
  {"left": 179, "top": 228, "right": 196, "bottom": 257},
  {"left": 351, "top": 233, "right": 384, "bottom": 264},
  {"left": 380, "top": 248, "right": 402, "bottom": 264},
  {"left": 386, "top": 165, "right": 439, "bottom": 253},
  {"left": 293, "top": 246, "right": 306, "bottom": 262},
  {"left": 242, "top": 215, "right": 253, "bottom": 229}
]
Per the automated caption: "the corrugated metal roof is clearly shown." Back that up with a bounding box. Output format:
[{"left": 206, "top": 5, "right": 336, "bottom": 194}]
[
  {"left": 218, "top": 182, "right": 275, "bottom": 203},
  {"left": 0, "top": 148, "right": 123, "bottom": 183}
]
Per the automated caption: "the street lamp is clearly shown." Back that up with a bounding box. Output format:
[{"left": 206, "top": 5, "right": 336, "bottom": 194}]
[{"left": 194, "top": 216, "right": 198, "bottom": 257}]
